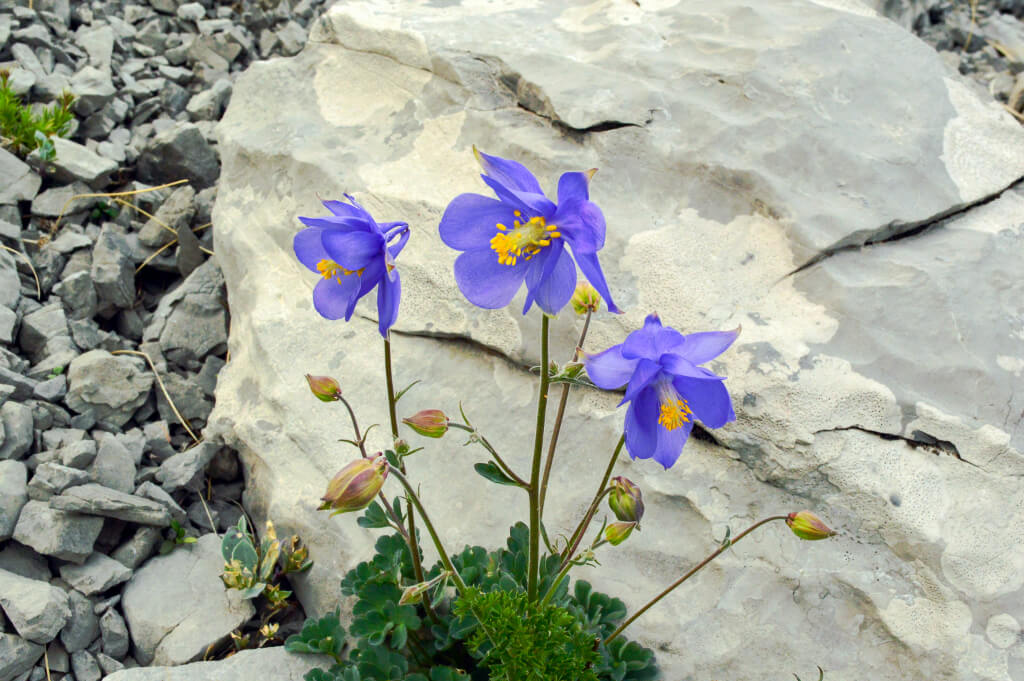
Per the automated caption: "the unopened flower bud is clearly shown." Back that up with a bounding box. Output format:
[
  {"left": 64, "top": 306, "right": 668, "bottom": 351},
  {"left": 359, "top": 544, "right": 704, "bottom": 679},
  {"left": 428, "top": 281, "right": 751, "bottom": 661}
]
[
  {"left": 571, "top": 281, "right": 601, "bottom": 315},
  {"left": 320, "top": 455, "right": 388, "bottom": 515},
  {"left": 306, "top": 374, "right": 342, "bottom": 402},
  {"left": 399, "top": 571, "right": 450, "bottom": 605},
  {"left": 402, "top": 409, "right": 449, "bottom": 438},
  {"left": 394, "top": 439, "right": 410, "bottom": 455},
  {"left": 608, "top": 476, "right": 644, "bottom": 523},
  {"left": 605, "top": 521, "right": 636, "bottom": 546},
  {"left": 786, "top": 511, "right": 836, "bottom": 541}
]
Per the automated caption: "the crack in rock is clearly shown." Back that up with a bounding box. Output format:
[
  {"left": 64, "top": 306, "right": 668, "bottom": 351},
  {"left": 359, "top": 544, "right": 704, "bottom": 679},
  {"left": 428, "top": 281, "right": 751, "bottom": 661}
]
[{"left": 785, "top": 176, "right": 1024, "bottom": 277}]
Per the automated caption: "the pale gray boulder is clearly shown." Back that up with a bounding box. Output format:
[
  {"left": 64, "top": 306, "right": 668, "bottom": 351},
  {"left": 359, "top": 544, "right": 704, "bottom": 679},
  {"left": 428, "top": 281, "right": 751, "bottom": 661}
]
[
  {"left": 50, "top": 483, "right": 171, "bottom": 526},
  {"left": 65, "top": 351, "right": 153, "bottom": 430},
  {"left": 103, "top": 647, "right": 330, "bottom": 681},
  {"left": 0, "top": 460, "right": 27, "bottom": 539},
  {"left": 12, "top": 501, "right": 103, "bottom": 563},
  {"left": 59, "top": 553, "right": 133, "bottom": 596},
  {"left": 121, "top": 534, "right": 254, "bottom": 665},
  {"left": 207, "top": 3, "right": 1024, "bottom": 680},
  {"left": 0, "top": 634, "right": 44, "bottom": 681}
]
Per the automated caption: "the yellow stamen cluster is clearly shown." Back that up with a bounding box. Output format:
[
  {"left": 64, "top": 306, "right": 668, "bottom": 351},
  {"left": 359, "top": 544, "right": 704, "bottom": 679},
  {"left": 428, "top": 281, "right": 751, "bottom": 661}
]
[
  {"left": 658, "top": 397, "right": 692, "bottom": 431},
  {"left": 317, "top": 259, "right": 363, "bottom": 283},
  {"left": 490, "top": 212, "right": 560, "bottom": 266}
]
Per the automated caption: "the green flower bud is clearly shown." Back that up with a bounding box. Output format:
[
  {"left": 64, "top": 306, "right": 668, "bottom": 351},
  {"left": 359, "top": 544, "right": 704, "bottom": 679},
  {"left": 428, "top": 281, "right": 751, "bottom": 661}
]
[
  {"left": 320, "top": 455, "right": 388, "bottom": 515},
  {"left": 608, "top": 476, "right": 644, "bottom": 523},
  {"left": 402, "top": 409, "right": 449, "bottom": 438},
  {"left": 394, "top": 439, "right": 410, "bottom": 455},
  {"left": 305, "top": 374, "right": 342, "bottom": 401},
  {"left": 605, "top": 521, "right": 636, "bottom": 546},
  {"left": 786, "top": 511, "right": 836, "bottom": 541},
  {"left": 398, "top": 571, "right": 450, "bottom": 605},
  {"left": 571, "top": 281, "right": 601, "bottom": 315}
]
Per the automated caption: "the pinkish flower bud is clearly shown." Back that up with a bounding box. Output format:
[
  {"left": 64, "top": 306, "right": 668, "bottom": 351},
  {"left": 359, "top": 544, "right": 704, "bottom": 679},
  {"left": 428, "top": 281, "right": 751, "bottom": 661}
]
[
  {"left": 608, "top": 476, "right": 644, "bottom": 524},
  {"left": 571, "top": 281, "right": 601, "bottom": 315},
  {"left": 320, "top": 455, "right": 388, "bottom": 515},
  {"left": 402, "top": 409, "right": 449, "bottom": 438},
  {"left": 605, "top": 521, "right": 636, "bottom": 546},
  {"left": 306, "top": 374, "right": 342, "bottom": 402},
  {"left": 786, "top": 511, "right": 836, "bottom": 541}
]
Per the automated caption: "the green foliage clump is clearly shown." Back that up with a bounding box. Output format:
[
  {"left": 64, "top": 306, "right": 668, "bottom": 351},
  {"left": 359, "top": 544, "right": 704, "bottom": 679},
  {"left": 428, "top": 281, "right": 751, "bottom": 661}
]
[
  {"left": 286, "top": 519, "right": 658, "bottom": 681},
  {"left": 221, "top": 516, "right": 313, "bottom": 605},
  {"left": 0, "top": 70, "right": 75, "bottom": 159}
]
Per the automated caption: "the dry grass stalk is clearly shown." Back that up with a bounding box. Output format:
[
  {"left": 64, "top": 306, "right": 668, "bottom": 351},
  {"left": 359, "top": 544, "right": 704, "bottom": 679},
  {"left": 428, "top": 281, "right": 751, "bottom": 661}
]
[
  {"left": 52, "top": 178, "right": 189, "bottom": 233},
  {"left": 1, "top": 243, "right": 41, "bottom": 298},
  {"left": 111, "top": 349, "right": 201, "bottom": 444},
  {"left": 134, "top": 223, "right": 213, "bottom": 273}
]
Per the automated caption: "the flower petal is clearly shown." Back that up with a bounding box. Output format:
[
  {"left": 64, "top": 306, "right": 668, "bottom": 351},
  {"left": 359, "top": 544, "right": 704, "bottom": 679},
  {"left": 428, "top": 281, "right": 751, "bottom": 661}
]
[
  {"left": 322, "top": 230, "right": 385, "bottom": 271},
  {"left": 312, "top": 274, "right": 362, "bottom": 321},
  {"left": 523, "top": 242, "right": 576, "bottom": 315},
  {"left": 475, "top": 149, "right": 545, "bottom": 195},
  {"left": 621, "top": 359, "right": 662, "bottom": 404},
  {"left": 552, "top": 198, "right": 605, "bottom": 253},
  {"left": 356, "top": 258, "right": 385, "bottom": 298},
  {"left": 298, "top": 215, "right": 373, "bottom": 233},
  {"left": 377, "top": 269, "right": 401, "bottom": 336},
  {"left": 624, "top": 388, "right": 659, "bottom": 461},
  {"left": 439, "top": 194, "right": 518, "bottom": 251},
  {"left": 453, "top": 249, "right": 528, "bottom": 309},
  {"left": 583, "top": 345, "right": 640, "bottom": 389},
  {"left": 481, "top": 175, "right": 556, "bottom": 217},
  {"left": 293, "top": 227, "right": 328, "bottom": 272},
  {"left": 659, "top": 353, "right": 725, "bottom": 381},
  {"left": 557, "top": 171, "right": 592, "bottom": 204},
  {"left": 677, "top": 328, "right": 741, "bottom": 365},
  {"left": 387, "top": 225, "right": 411, "bottom": 260},
  {"left": 572, "top": 250, "right": 621, "bottom": 314},
  {"left": 652, "top": 418, "right": 693, "bottom": 469},
  {"left": 674, "top": 375, "right": 735, "bottom": 428}
]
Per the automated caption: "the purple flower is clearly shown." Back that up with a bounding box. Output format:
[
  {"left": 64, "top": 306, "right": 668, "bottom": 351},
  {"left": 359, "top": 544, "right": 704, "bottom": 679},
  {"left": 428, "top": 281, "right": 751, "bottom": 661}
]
[
  {"left": 439, "top": 149, "right": 620, "bottom": 316},
  {"left": 293, "top": 195, "right": 409, "bottom": 337},
  {"left": 583, "top": 314, "right": 739, "bottom": 469}
]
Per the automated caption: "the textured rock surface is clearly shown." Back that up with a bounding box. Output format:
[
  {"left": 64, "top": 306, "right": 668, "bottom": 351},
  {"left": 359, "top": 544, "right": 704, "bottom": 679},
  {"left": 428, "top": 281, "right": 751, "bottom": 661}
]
[
  {"left": 103, "top": 647, "right": 330, "bottom": 681},
  {"left": 0, "top": 568, "right": 71, "bottom": 644},
  {"left": 210, "top": 3, "right": 1024, "bottom": 680},
  {"left": 121, "top": 534, "right": 254, "bottom": 666}
]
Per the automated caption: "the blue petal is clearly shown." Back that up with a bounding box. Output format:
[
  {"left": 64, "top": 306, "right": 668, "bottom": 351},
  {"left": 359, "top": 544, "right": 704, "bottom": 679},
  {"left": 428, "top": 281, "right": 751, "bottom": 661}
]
[
  {"left": 439, "top": 193, "right": 517, "bottom": 251},
  {"left": 674, "top": 375, "right": 735, "bottom": 428},
  {"left": 623, "top": 315, "right": 685, "bottom": 359},
  {"left": 481, "top": 175, "right": 556, "bottom": 217},
  {"left": 572, "top": 251, "right": 621, "bottom": 314},
  {"left": 298, "top": 215, "right": 373, "bottom": 233},
  {"left": 677, "top": 328, "right": 741, "bottom": 365},
  {"left": 523, "top": 242, "right": 576, "bottom": 315},
  {"left": 453, "top": 249, "right": 528, "bottom": 309},
  {"left": 552, "top": 198, "right": 605, "bottom": 253},
  {"left": 377, "top": 269, "right": 401, "bottom": 336},
  {"left": 624, "top": 388, "right": 659, "bottom": 461},
  {"left": 321, "top": 198, "right": 367, "bottom": 219},
  {"left": 659, "top": 354, "right": 725, "bottom": 381},
  {"left": 322, "top": 230, "right": 384, "bottom": 271},
  {"left": 387, "top": 226, "right": 410, "bottom": 260},
  {"left": 621, "top": 360, "right": 662, "bottom": 405},
  {"left": 475, "top": 149, "right": 545, "bottom": 195},
  {"left": 582, "top": 345, "right": 639, "bottom": 389},
  {"left": 356, "top": 258, "right": 385, "bottom": 298},
  {"left": 557, "top": 171, "right": 592, "bottom": 204},
  {"left": 652, "top": 418, "right": 693, "bottom": 469},
  {"left": 312, "top": 274, "right": 361, "bottom": 321},
  {"left": 293, "top": 227, "right": 328, "bottom": 272}
]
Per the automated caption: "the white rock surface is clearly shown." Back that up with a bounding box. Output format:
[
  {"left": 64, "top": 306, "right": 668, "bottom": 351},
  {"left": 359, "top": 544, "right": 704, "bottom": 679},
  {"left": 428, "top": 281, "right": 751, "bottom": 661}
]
[
  {"left": 210, "top": 2, "right": 1024, "bottom": 679},
  {"left": 103, "top": 647, "right": 330, "bottom": 681},
  {"left": 121, "top": 534, "right": 254, "bottom": 666},
  {"left": 0, "top": 568, "right": 71, "bottom": 644}
]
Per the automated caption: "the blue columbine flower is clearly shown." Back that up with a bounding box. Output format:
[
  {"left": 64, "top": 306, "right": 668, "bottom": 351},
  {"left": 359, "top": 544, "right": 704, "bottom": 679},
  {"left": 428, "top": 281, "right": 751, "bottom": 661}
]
[
  {"left": 293, "top": 195, "right": 409, "bottom": 337},
  {"left": 439, "top": 149, "right": 621, "bottom": 316},
  {"left": 583, "top": 314, "right": 739, "bottom": 469}
]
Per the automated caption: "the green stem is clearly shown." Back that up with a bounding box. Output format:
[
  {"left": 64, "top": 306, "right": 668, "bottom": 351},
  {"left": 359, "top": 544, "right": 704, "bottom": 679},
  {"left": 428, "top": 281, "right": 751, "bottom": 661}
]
[
  {"left": 559, "top": 487, "right": 612, "bottom": 571},
  {"left": 388, "top": 467, "right": 468, "bottom": 592},
  {"left": 449, "top": 423, "right": 528, "bottom": 487},
  {"left": 539, "top": 309, "right": 592, "bottom": 517},
  {"left": 338, "top": 395, "right": 408, "bottom": 541},
  {"left": 383, "top": 337, "right": 434, "bottom": 620},
  {"left": 604, "top": 515, "right": 789, "bottom": 644},
  {"left": 561, "top": 434, "right": 624, "bottom": 565},
  {"left": 527, "top": 315, "right": 551, "bottom": 601}
]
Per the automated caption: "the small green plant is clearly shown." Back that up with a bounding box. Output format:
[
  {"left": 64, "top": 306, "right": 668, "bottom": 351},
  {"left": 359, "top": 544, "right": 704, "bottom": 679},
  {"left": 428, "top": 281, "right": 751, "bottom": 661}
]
[
  {"left": 0, "top": 70, "right": 75, "bottom": 159},
  {"left": 159, "top": 519, "right": 197, "bottom": 555},
  {"left": 90, "top": 200, "right": 119, "bottom": 221},
  {"left": 221, "top": 516, "right": 313, "bottom": 602}
]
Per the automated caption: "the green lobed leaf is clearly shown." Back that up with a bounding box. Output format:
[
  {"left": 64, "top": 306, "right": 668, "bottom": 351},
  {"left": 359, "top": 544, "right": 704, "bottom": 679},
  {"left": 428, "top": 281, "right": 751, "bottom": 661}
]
[
  {"left": 286, "top": 610, "right": 346, "bottom": 661},
  {"left": 357, "top": 501, "right": 392, "bottom": 530},
  {"left": 473, "top": 462, "right": 519, "bottom": 487}
]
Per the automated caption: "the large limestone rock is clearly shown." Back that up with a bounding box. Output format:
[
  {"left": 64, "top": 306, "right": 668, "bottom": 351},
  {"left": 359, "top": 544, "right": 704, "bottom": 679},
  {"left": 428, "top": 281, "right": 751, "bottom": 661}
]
[
  {"left": 210, "top": 2, "right": 1024, "bottom": 680},
  {"left": 104, "top": 647, "right": 331, "bottom": 681}
]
